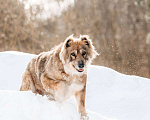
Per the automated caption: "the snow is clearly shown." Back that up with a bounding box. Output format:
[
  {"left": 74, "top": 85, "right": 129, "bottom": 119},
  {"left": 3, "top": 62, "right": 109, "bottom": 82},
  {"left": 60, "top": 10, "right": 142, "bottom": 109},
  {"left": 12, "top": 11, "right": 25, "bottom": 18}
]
[
  {"left": 0, "top": 51, "right": 35, "bottom": 90},
  {"left": 0, "top": 90, "right": 80, "bottom": 120},
  {"left": 87, "top": 66, "right": 150, "bottom": 120},
  {"left": 0, "top": 91, "right": 113, "bottom": 120},
  {"left": 0, "top": 51, "right": 150, "bottom": 120}
]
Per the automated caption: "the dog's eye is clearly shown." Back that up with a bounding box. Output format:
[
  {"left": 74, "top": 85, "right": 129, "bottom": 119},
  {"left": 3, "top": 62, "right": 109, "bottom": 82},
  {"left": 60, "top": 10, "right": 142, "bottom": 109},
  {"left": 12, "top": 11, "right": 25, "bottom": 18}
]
[
  {"left": 82, "top": 52, "right": 86, "bottom": 56},
  {"left": 71, "top": 53, "right": 76, "bottom": 57}
]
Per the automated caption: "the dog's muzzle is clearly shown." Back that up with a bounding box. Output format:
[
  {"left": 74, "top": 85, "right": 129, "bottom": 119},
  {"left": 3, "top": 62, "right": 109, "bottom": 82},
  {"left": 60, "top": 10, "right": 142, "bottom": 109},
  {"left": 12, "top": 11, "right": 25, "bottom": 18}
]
[{"left": 72, "top": 65, "right": 84, "bottom": 72}]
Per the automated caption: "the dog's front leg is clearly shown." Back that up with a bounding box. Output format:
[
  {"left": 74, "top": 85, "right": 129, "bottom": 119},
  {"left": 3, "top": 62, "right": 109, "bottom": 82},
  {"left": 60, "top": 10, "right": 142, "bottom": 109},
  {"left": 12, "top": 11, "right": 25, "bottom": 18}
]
[
  {"left": 41, "top": 73, "right": 66, "bottom": 101},
  {"left": 75, "top": 86, "right": 89, "bottom": 120},
  {"left": 41, "top": 74, "right": 62, "bottom": 99},
  {"left": 41, "top": 74, "right": 59, "bottom": 91}
]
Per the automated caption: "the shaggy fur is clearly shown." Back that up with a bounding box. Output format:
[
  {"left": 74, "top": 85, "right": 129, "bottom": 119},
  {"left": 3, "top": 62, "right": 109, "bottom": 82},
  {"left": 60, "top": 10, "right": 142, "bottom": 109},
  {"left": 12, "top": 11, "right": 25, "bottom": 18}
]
[{"left": 20, "top": 35, "right": 98, "bottom": 119}]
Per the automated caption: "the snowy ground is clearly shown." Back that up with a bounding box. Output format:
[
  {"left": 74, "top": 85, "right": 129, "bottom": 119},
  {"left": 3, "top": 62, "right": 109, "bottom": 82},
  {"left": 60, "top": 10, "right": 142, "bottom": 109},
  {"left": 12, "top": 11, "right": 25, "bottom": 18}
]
[
  {"left": 0, "top": 51, "right": 150, "bottom": 120},
  {"left": 0, "top": 90, "right": 80, "bottom": 120}
]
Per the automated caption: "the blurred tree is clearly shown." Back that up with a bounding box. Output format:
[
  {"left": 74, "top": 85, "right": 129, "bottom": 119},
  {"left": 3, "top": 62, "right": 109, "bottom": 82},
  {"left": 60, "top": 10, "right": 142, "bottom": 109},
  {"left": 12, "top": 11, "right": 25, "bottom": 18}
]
[
  {"left": 0, "top": 0, "right": 150, "bottom": 78},
  {"left": 0, "top": 0, "right": 57, "bottom": 53}
]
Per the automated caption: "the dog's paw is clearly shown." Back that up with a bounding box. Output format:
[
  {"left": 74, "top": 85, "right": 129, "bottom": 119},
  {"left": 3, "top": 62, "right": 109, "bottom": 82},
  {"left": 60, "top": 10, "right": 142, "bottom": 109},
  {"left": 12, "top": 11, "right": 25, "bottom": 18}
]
[{"left": 80, "top": 115, "right": 89, "bottom": 120}]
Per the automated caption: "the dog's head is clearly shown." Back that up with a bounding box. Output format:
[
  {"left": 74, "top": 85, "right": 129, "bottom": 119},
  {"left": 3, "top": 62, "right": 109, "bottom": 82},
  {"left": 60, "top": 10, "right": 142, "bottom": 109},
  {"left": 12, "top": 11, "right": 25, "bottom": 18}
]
[{"left": 60, "top": 35, "right": 98, "bottom": 75}]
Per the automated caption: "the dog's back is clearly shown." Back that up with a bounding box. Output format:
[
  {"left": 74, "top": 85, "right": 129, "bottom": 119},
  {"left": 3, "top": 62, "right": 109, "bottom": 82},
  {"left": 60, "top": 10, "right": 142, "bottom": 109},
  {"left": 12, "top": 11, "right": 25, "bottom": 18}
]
[
  {"left": 20, "top": 44, "right": 64, "bottom": 96},
  {"left": 20, "top": 52, "right": 51, "bottom": 95},
  {"left": 20, "top": 56, "right": 36, "bottom": 92}
]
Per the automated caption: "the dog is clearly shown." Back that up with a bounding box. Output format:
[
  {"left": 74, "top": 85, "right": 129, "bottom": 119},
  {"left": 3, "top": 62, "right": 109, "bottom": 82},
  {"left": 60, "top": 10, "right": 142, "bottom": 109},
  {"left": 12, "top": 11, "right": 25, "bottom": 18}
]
[{"left": 20, "top": 35, "right": 98, "bottom": 119}]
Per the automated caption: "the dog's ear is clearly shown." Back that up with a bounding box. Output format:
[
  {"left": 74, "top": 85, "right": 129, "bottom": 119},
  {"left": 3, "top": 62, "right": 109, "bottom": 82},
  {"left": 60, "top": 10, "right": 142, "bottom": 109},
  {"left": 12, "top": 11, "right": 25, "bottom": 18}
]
[
  {"left": 80, "top": 35, "right": 91, "bottom": 47},
  {"left": 65, "top": 35, "right": 74, "bottom": 48},
  {"left": 80, "top": 35, "right": 99, "bottom": 59},
  {"left": 60, "top": 35, "right": 74, "bottom": 64},
  {"left": 65, "top": 39, "right": 73, "bottom": 48}
]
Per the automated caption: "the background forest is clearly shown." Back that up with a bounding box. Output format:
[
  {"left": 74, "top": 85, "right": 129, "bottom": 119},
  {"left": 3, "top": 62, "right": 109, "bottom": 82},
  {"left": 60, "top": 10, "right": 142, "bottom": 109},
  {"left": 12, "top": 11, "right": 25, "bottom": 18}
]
[{"left": 0, "top": 0, "right": 150, "bottom": 78}]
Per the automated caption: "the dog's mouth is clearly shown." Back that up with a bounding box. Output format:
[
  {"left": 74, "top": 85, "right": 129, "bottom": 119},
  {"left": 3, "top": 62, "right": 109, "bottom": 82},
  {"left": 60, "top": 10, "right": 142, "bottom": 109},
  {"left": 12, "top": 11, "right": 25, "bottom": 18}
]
[
  {"left": 72, "top": 65, "right": 84, "bottom": 72},
  {"left": 77, "top": 68, "right": 84, "bottom": 72}
]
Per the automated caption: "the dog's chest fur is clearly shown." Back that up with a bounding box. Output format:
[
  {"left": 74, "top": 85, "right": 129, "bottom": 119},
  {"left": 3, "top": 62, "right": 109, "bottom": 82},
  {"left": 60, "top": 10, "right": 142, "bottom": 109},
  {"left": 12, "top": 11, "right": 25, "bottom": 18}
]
[
  {"left": 68, "top": 78, "right": 84, "bottom": 92},
  {"left": 55, "top": 76, "right": 85, "bottom": 101},
  {"left": 64, "top": 83, "right": 84, "bottom": 100},
  {"left": 69, "top": 82, "right": 84, "bottom": 92}
]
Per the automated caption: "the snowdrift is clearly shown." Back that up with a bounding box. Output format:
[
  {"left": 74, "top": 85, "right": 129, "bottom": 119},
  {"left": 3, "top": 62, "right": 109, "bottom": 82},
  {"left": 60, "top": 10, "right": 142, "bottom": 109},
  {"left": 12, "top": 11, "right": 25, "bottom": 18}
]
[
  {"left": 87, "top": 66, "right": 150, "bottom": 120},
  {"left": 0, "top": 90, "right": 113, "bottom": 120},
  {"left": 0, "top": 51, "right": 150, "bottom": 120},
  {"left": 0, "top": 91, "right": 80, "bottom": 120}
]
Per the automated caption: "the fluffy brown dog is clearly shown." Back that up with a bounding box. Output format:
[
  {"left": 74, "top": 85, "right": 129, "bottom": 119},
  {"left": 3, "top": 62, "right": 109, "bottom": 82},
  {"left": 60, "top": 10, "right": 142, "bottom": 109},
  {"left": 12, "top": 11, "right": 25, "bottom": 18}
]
[{"left": 20, "top": 35, "right": 98, "bottom": 119}]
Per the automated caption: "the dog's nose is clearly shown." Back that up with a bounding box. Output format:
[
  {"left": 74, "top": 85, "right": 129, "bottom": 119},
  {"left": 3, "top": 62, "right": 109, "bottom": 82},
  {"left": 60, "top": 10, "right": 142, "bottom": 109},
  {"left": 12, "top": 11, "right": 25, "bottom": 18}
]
[{"left": 78, "top": 61, "right": 84, "bottom": 68}]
